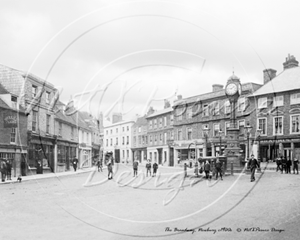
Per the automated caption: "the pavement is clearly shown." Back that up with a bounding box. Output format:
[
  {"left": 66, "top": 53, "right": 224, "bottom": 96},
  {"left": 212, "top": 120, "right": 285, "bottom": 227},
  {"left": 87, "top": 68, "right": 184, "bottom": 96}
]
[{"left": 1, "top": 162, "right": 300, "bottom": 240}]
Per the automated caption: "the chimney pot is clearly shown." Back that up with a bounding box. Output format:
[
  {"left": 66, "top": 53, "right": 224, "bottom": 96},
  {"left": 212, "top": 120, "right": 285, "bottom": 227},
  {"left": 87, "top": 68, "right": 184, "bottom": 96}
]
[{"left": 283, "top": 54, "right": 299, "bottom": 70}]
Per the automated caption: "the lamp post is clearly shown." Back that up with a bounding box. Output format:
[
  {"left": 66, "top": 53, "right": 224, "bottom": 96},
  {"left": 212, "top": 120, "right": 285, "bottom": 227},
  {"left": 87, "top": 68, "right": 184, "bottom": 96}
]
[
  {"left": 244, "top": 124, "right": 252, "bottom": 160},
  {"left": 256, "top": 129, "right": 262, "bottom": 172},
  {"left": 218, "top": 129, "right": 223, "bottom": 156},
  {"left": 203, "top": 128, "right": 210, "bottom": 157}
]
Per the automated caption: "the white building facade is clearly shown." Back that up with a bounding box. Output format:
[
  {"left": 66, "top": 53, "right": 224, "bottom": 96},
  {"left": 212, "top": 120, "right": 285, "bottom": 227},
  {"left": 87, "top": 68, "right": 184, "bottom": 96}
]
[{"left": 103, "top": 120, "right": 135, "bottom": 163}]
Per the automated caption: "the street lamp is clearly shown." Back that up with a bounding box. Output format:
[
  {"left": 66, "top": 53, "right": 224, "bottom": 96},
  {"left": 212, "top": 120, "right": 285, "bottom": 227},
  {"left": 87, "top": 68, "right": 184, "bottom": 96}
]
[
  {"left": 256, "top": 128, "right": 262, "bottom": 172},
  {"left": 244, "top": 124, "right": 252, "bottom": 160},
  {"left": 203, "top": 127, "right": 210, "bottom": 157},
  {"left": 218, "top": 129, "right": 223, "bottom": 156}
]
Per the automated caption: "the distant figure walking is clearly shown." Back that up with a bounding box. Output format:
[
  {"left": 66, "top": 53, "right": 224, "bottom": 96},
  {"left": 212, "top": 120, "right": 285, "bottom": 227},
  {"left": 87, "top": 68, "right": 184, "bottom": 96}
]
[
  {"left": 293, "top": 158, "right": 299, "bottom": 174},
  {"left": 248, "top": 154, "right": 260, "bottom": 182},
  {"left": 107, "top": 162, "right": 113, "bottom": 180},
  {"left": 133, "top": 160, "right": 139, "bottom": 177},
  {"left": 6, "top": 160, "right": 12, "bottom": 180},
  {"left": 286, "top": 157, "right": 292, "bottom": 174},
  {"left": 281, "top": 156, "right": 287, "bottom": 174},
  {"left": 152, "top": 162, "right": 158, "bottom": 177},
  {"left": 97, "top": 160, "right": 102, "bottom": 172},
  {"left": 1, "top": 160, "right": 7, "bottom": 182},
  {"left": 276, "top": 157, "right": 282, "bottom": 172},
  {"left": 184, "top": 163, "right": 188, "bottom": 178},
  {"left": 72, "top": 158, "right": 78, "bottom": 172},
  {"left": 204, "top": 160, "right": 211, "bottom": 180},
  {"left": 146, "top": 160, "right": 151, "bottom": 177},
  {"left": 215, "top": 159, "right": 223, "bottom": 180}
]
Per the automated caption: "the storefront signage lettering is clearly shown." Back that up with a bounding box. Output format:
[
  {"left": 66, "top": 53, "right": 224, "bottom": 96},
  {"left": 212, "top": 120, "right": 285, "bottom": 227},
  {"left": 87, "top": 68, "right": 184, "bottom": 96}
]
[
  {"left": 261, "top": 139, "right": 300, "bottom": 143},
  {"left": 3, "top": 112, "right": 18, "bottom": 128}
]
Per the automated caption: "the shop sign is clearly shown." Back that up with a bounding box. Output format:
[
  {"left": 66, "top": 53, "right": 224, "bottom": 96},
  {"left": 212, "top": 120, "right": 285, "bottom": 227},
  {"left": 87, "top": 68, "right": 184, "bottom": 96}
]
[
  {"left": 261, "top": 138, "right": 300, "bottom": 143},
  {"left": 3, "top": 112, "right": 18, "bottom": 128}
]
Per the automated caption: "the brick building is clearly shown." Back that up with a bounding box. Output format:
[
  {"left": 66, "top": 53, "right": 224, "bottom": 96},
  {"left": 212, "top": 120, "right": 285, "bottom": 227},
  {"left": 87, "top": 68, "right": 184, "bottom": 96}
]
[
  {"left": 173, "top": 80, "right": 261, "bottom": 164},
  {"left": 251, "top": 54, "right": 300, "bottom": 161},
  {"left": 0, "top": 83, "right": 27, "bottom": 177},
  {"left": 146, "top": 106, "right": 174, "bottom": 166},
  {"left": 0, "top": 65, "right": 58, "bottom": 174},
  {"left": 54, "top": 101, "right": 78, "bottom": 172}
]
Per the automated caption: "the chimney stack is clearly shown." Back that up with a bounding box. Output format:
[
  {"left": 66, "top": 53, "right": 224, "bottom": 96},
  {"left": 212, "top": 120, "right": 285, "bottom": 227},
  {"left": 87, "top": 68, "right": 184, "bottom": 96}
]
[
  {"left": 177, "top": 95, "right": 182, "bottom": 100},
  {"left": 164, "top": 99, "right": 171, "bottom": 109},
  {"left": 283, "top": 54, "right": 299, "bottom": 70},
  {"left": 212, "top": 84, "right": 223, "bottom": 92},
  {"left": 263, "top": 69, "right": 277, "bottom": 84},
  {"left": 112, "top": 112, "right": 122, "bottom": 124}
]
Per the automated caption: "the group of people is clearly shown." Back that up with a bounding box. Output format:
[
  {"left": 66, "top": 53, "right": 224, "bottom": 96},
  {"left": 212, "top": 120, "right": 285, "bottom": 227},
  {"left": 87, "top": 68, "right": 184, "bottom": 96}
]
[
  {"left": 184, "top": 158, "right": 224, "bottom": 180},
  {"left": 0, "top": 160, "right": 12, "bottom": 182},
  {"left": 133, "top": 160, "right": 158, "bottom": 177},
  {"left": 275, "top": 156, "right": 299, "bottom": 174}
]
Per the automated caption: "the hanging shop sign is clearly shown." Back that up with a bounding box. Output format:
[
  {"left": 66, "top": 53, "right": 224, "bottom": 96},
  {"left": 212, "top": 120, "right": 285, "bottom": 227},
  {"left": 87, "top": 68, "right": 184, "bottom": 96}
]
[{"left": 3, "top": 111, "right": 18, "bottom": 128}]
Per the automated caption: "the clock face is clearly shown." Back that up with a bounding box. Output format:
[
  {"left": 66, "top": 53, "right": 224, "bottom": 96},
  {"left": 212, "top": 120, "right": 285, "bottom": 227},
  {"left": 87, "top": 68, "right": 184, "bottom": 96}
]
[{"left": 226, "top": 83, "right": 238, "bottom": 95}]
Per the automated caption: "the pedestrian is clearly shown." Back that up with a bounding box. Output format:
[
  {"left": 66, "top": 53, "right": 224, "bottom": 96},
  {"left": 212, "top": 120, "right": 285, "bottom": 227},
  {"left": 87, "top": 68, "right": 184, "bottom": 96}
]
[
  {"left": 286, "top": 157, "right": 292, "bottom": 174},
  {"left": 133, "top": 160, "right": 139, "bottom": 177},
  {"left": 184, "top": 163, "right": 188, "bottom": 178},
  {"left": 36, "top": 160, "right": 42, "bottom": 174},
  {"left": 107, "top": 162, "right": 113, "bottom": 180},
  {"left": 146, "top": 160, "right": 151, "bottom": 177},
  {"left": 248, "top": 154, "right": 260, "bottom": 182},
  {"left": 204, "top": 160, "right": 211, "bottom": 180},
  {"left": 72, "top": 157, "right": 78, "bottom": 172},
  {"left": 152, "top": 161, "right": 158, "bottom": 177},
  {"left": 215, "top": 158, "right": 223, "bottom": 180},
  {"left": 194, "top": 162, "right": 199, "bottom": 177},
  {"left": 6, "top": 160, "right": 12, "bottom": 180},
  {"left": 97, "top": 159, "right": 102, "bottom": 172},
  {"left": 1, "top": 160, "right": 7, "bottom": 182},
  {"left": 276, "top": 157, "right": 282, "bottom": 172},
  {"left": 21, "top": 158, "right": 26, "bottom": 176},
  {"left": 293, "top": 158, "right": 299, "bottom": 174},
  {"left": 281, "top": 156, "right": 287, "bottom": 174}
]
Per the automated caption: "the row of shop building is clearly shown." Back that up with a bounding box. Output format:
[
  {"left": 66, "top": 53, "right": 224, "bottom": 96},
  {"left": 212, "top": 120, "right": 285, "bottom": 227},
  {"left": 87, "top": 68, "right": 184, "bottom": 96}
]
[
  {"left": 0, "top": 64, "right": 103, "bottom": 177},
  {"left": 104, "top": 54, "right": 300, "bottom": 166}
]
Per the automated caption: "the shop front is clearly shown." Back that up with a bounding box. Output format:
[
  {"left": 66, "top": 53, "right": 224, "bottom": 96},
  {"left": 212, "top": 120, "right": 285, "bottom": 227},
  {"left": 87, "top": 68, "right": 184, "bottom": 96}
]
[
  {"left": 28, "top": 135, "right": 55, "bottom": 175},
  {"left": 259, "top": 138, "right": 300, "bottom": 161},
  {"left": 56, "top": 140, "right": 78, "bottom": 172}
]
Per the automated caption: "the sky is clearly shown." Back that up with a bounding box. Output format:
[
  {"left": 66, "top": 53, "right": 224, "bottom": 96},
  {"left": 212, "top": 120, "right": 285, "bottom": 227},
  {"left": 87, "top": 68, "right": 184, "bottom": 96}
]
[{"left": 1, "top": 0, "right": 300, "bottom": 121}]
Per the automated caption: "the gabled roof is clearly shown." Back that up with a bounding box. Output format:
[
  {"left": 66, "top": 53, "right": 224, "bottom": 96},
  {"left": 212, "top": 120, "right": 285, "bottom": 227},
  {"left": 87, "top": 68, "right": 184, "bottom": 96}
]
[
  {"left": 253, "top": 67, "right": 300, "bottom": 97},
  {"left": 146, "top": 107, "right": 173, "bottom": 118}
]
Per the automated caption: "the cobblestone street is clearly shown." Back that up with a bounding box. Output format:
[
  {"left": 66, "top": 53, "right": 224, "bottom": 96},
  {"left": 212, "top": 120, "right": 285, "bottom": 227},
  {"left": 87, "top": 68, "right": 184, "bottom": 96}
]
[{"left": 1, "top": 164, "right": 300, "bottom": 240}]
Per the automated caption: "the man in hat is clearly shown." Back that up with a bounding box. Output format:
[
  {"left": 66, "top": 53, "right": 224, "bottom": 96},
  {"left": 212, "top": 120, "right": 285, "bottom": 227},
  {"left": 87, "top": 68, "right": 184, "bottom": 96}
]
[
  {"left": 248, "top": 154, "right": 260, "bottom": 182},
  {"left": 293, "top": 158, "right": 299, "bottom": 174}
]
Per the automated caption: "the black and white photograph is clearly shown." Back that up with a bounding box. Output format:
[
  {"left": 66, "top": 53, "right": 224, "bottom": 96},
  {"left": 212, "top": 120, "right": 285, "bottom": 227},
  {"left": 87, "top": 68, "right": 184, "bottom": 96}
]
[{"left": 1, "top": 0, "right": 300, "bottom": 239}]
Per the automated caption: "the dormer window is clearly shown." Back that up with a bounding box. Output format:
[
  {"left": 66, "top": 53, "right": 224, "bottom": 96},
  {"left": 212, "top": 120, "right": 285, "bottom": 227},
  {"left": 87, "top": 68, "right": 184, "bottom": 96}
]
[{"left": 11, "top": 96, "right": 17, "bottom": 108}]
